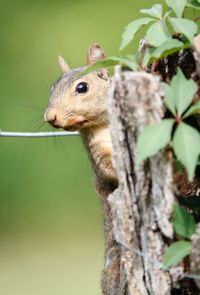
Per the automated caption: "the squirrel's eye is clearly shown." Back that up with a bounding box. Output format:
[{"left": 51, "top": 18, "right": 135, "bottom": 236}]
[{"left": 76, "top": 82, "right": 89, "bottom": 94}]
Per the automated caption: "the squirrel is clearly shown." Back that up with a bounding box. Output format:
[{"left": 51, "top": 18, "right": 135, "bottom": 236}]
[{"left": 44, "top": 44, "right": 121, "bottom": 295}]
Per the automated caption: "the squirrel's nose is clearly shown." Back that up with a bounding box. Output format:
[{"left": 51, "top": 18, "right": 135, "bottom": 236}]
[{"left": 44, "top": 109, "right": 61, "bottom": 128}]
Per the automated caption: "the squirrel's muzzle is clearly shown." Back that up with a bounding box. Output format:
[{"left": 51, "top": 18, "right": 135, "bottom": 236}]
[
  {"left": 44, "top": 108, "right": 88, "bottom": 131},
  {"left": 44, "top": 108, "right": 63, "bottom": 129}
]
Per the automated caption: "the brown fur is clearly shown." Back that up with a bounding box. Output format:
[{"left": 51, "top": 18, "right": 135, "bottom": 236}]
[{"left": 44, "top": 44, "right": 120, "bottom": 295}]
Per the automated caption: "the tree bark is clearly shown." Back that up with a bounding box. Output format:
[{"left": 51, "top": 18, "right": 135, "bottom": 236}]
[{"left": 107, "top": 66, "right": 200, "bottom": 294}]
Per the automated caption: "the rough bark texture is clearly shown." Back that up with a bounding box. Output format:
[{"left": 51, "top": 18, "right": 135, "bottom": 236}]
[
  {"left": 107, "top": 66, "right": 200, "bottom": 294},
  {"left": 191, "top": 225, "right": 200, "bottom": 289}
]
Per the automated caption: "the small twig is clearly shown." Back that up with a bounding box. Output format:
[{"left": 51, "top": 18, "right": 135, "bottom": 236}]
[{"left": 0, "top": 131, "right": 80, "bottom": 138}]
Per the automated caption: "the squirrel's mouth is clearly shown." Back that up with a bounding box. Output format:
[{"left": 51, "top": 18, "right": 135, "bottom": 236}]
[{"left": 64, "top": 120, "right": 88, "bottom": 131}]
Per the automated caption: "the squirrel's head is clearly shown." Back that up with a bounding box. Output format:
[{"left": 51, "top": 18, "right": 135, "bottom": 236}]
[{"left": 44, "top": 44, "right": 110, "bottom": 131}]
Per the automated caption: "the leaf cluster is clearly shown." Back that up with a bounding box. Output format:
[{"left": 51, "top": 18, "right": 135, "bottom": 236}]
[
  {"left": 82, "top": 0, "right": 199, "bottom": 74},
  {"left": 136, "top": 69, "right": 200, "bottom": 181},
  {"left": 120, "top": 1, "right": 198, "bottom": 65},
  {"left": 163, "top": 204, "right": 196, "bottom": 268}
]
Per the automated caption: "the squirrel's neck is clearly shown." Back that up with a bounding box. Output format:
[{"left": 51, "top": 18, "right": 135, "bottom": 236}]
[{"left": 80, "top": 125, "right": 112, "bottom": 164}]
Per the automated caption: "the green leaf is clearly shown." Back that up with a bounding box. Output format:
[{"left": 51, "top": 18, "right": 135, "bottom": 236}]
[
  {"left": 165, "top": 0, "right": 187, "bottom": 17},
  {"left": 146, "top": 21, "right": 172, "bottom": 47},
  {"left": 136, "top": 119, "right": 174, "bottom": 167},
  {"left": 161, "top": 68, "right": 198, "bottom": 117},
  {"left": 172, "top": 204, "right": 196, "bottom": 238},
  {"left": 169, "top": 18, "right": 198, "bottom": 43},
  {"left": 183, "top": 101, "right": 200, "bottom": 119},
  {"left": 163, "top": 240, "right": 191, "bottom": 268},
  {"left": 170, "top": 68, "right": 198, "bottom": 115},
  {"left": 120, "top": 18, "right": 154, "bottom": 51},
  {"left": 152, "top": 39, "right": 184, "bottom": 58},
  {"left": 140, "top": 4, "right": 163, "bottom": 19},
  {"left": 143, "top": 39, "right": 185, "bottom": 66},
  {"left": 80, "top": 55, "right": 138, "bottom": 76},
  {"left": 164, "top": 11, "right": 172, "bottom": 19},
  {"left": 161, "top": 82, "right": 176, "bottom": 116},
  {"left": 186, "top": 0, "right": 200, "bottom": 9},
  {"left": 173, "top": 122, "right": 200, "bottom": 181}
]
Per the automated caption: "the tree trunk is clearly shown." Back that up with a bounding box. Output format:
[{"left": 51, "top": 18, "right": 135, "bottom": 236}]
[{"left": 107, "top": 65, "right": 200, "bottom": 294}]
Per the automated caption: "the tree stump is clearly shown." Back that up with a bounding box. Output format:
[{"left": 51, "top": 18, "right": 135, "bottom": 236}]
[{"left": 107, "top": 66, "right": 200, "bottom": 294}]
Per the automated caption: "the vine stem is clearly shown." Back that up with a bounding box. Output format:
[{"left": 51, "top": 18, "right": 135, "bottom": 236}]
[{"left": 0, "top": 131, "right": 80, "bottom": 138}]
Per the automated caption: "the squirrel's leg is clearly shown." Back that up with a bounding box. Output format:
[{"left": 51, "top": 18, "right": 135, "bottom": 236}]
[
  {"left": 101, "top": 196, "right": 121, "bottom": 295},
  {"left": 95, "top": 179, "right": 123, "bottom": 295}
]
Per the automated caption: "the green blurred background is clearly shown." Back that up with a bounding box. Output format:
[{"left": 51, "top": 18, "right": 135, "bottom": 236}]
[{"left": 0, "top": 0, "right": 178, "bottom": 294}]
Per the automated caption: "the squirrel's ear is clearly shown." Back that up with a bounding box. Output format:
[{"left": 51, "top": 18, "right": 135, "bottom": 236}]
[
  {"left": 58, "top": 55, "right": 71, "bottom": 73},
  {"left": 87, "top": 44, "right": 108, "bottom": 80},
  {"left": 87, "top": 43, "right": 105, "bottom": 65}
]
